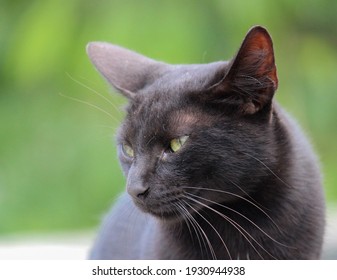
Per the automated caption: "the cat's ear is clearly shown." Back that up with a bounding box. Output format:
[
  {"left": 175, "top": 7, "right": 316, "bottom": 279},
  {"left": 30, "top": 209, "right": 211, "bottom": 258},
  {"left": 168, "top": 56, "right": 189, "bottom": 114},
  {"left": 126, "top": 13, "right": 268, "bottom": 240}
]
[
  {"left": 209, "top": 26, "right": 278, "bottom": 115},
  {"left": 86, "top": 42, "right": 167, "bottom": 99}
]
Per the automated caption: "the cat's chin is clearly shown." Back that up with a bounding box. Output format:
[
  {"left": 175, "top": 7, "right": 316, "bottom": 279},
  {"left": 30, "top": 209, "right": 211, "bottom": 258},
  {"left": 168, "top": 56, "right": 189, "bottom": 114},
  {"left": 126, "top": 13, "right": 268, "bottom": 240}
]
[
  {"left": 132, "top": 199, "right": 184, "bottom": 223},
  {"left": 153, "top": 211, "right": 183, "bottom": 223}
]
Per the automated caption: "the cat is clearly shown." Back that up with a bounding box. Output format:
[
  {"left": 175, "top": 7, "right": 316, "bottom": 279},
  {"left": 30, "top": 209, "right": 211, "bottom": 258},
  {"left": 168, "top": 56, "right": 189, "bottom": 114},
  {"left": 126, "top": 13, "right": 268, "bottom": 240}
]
[{"left": 86, "top": 26, "right": 325, "bottom": 260}]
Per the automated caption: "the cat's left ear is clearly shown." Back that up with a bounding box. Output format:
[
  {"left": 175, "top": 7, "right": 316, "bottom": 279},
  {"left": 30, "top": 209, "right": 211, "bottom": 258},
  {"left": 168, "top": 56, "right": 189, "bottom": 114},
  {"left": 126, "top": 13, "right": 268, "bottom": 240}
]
[
  {"left": 87, "top": 42, "right": 168, "bottom": 99},
  {"left": 209, "top": 26, "right": 278, "bottom": 115}
]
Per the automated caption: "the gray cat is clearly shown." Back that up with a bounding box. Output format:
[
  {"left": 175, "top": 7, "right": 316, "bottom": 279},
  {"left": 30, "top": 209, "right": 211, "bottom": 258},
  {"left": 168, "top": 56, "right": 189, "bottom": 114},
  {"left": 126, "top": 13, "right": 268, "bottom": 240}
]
[{"left": 87, "top": 26, "right": 325, "bottom": 259}]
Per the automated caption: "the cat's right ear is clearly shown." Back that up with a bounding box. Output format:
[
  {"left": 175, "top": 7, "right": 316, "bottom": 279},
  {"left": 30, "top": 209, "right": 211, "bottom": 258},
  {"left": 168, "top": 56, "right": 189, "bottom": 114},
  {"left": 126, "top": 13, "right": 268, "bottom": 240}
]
[
  {"left": 206, "top": 26, "right": 278, "bottom": 115},
  {"left": 86, "top": 42, "right": 167, "bottom": 99}
]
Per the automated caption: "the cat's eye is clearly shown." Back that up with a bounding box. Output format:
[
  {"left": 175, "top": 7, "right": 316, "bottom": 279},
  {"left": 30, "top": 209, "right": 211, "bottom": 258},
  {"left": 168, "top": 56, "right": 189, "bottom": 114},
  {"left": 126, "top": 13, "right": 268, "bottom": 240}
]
[
  {"left": 122, "top": 143, "right": 134, "bottom": 158},
  {"left": 169, "top": 135, "right": 189, "bottom": 153}
]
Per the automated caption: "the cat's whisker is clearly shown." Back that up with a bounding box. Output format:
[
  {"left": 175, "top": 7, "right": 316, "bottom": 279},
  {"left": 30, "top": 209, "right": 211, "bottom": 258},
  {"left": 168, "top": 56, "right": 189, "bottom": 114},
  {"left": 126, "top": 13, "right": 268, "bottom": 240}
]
[
  {"left": 240, "top": 151, "right": 293, "bottom": 189},
  {"left": 66, "top": 72, "right": 122, "bottom": 114},
  {"left": 186, "top": 192, "right": 292, "bottom": 249},
  {"left": 186, "top": 195, "right": 269, "bottom": 260},
  {"left": 175, "top": 202, "right": 207, "bottom": 259},
  {"left": 228, "top": 179, "right": 266, "bottom": 210},
  {"left": 183, "top": 186, "right": 281, "bottom": 232},
  {"left": 177, "top": 201, "right": 217, "bottom": 260},
  {"left": 174, "top": 203, "right": 193, "bottom": 238},
  {"left": 227, "top": 180, "right": 282, "bottom": 232},
  {"left": 170, "top": 203, "right": 185, "bottom": 236},
  {"left": 182, "top": 198, "right": 232, "bottom": 260},
  {"left": 59, "top": 92, "right": 120, "bottom": 124},
  {"left": 183, "top": 194, "right": 264, "bottom": 260},
  {"left": 183, "top": 194, "right": 272, "bottom": 260}
]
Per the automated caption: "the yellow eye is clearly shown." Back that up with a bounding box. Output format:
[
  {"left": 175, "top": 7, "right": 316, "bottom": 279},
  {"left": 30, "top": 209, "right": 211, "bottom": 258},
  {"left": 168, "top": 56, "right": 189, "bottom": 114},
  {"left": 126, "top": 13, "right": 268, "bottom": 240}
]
[
  {"left": 170, "top": 136, "right": 189, "bottom": 153},
  {"left": 122, "top": 143, "right": 134, "bottom": 158}
]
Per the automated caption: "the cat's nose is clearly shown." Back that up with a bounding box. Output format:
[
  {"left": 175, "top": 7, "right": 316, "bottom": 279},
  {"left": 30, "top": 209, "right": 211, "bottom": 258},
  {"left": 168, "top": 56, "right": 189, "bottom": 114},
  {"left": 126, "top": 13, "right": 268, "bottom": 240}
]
[
  {"left": 126, "top": 161, "right": 151, "bottom": 199},
  {"left": 127, "top": 183, "right": 149, "bottom": 199}
]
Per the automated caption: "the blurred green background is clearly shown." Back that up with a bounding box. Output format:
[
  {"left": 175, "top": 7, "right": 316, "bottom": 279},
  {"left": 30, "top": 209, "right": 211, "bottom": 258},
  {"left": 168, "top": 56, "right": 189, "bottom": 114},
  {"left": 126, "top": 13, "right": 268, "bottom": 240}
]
[{"left": 1, "top": 0, "right": 336, "bottom": 236}]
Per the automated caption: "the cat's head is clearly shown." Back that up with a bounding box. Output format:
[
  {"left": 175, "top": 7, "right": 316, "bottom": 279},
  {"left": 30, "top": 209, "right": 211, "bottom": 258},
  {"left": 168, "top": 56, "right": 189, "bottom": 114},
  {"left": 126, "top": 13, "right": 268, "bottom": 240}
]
[{"left": 87, "top": 26, "right": 278, "bottom": 220}]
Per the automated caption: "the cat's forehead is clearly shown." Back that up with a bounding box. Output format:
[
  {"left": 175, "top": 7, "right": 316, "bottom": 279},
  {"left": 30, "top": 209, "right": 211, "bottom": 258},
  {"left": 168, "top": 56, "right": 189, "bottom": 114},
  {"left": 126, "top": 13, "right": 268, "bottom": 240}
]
[
  {"left": 122, "top": 93, "right": 212, "bottom": 144},
  {"left": 126, "top": 62, "right": 228, "bottom": 121},
  {"left": 127, "top": 94, "right": 196, "bottom": 131},
  {"left": 148, "top": 61, "right": 228, "bottom": 94},
  {"left": 120, "top": 62, "right": 229, "bottom": 142}
]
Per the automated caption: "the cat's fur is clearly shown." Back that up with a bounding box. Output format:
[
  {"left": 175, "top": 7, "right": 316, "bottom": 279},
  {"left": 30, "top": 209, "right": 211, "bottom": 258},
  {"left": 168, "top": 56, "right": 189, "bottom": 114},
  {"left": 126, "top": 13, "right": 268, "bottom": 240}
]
[{"left": 87, "top": 26, "right": 325, "bottom": 260}]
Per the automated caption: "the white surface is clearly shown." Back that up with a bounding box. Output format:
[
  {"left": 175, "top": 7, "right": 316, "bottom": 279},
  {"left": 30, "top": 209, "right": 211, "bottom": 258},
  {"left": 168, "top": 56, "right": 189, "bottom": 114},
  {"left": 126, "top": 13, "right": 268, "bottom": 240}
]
[
  {"left": 322, "top": 208, "right": 337, "bottom": 259},
  {"left": 0, "top": 232, "right": 93, "bottom": 260}
]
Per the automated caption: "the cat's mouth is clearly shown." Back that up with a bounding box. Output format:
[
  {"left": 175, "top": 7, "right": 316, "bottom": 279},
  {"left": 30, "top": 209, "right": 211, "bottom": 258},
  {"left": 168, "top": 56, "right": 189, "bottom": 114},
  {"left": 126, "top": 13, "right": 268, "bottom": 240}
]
[{"left": 131, "top": 195, "right": 183, "bottom": 221}]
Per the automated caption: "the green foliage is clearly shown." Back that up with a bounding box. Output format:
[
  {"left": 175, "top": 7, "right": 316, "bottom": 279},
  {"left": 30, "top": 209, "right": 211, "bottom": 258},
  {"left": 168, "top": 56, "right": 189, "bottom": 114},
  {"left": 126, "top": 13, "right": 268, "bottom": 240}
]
[{"left": 1, "top": 0, "right": 336, "bottom": 235}]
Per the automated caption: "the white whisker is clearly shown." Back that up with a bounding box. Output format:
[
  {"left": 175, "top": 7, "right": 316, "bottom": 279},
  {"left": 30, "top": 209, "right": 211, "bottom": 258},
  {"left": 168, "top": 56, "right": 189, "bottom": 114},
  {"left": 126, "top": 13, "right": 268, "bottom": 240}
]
[
  {"left": 184, "top": 194, "right": 272, "bottom": 260},
  {"left": 178, "top": 201, "right": 217, "bottom": 259},
  {"left": 241, "top": 151, "right": 292, "bottom": 189},
  {"left": 183, "top": 197, "right": 232, "bottom": 260},
  {"left": 228, "top": 179, "right": 265, "bottom": 210},
  {"left": 183, "top": 185, "right": 280, "bottom": 232},
  {"left": 59, "top": 92, "right": 120, "bottom": 123},
  {"left": 66, "top": 72, "right": 122, "bottom": 113},
  {"left": 175, "top": 202, "right": 206, "bottom": 259},
  {"left": 186, "top": 192, "right": 292, "bottom": 249}
]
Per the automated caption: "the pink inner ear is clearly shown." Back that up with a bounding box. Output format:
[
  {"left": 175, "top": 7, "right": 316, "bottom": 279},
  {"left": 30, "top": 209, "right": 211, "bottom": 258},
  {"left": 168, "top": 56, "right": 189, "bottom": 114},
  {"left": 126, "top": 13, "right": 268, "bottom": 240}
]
[
  {"left": 239, "top": 27, "right": 278, "bottom": 89},
  {"left": 205, "top": 26, "right": 280, "bottom": 115}
]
